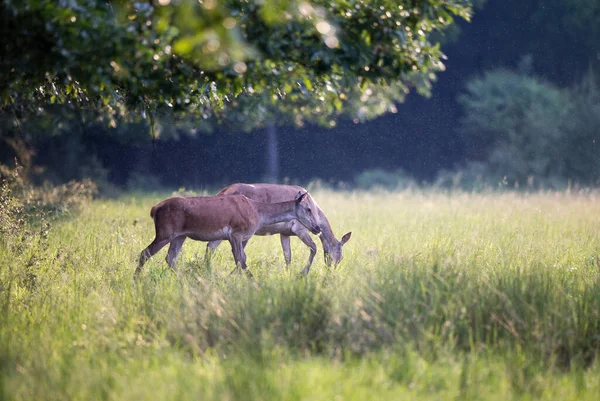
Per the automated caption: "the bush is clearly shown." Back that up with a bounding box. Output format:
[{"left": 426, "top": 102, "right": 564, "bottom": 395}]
[
  {"left": 0, "top": 162, "right": 97, "bottom": 248},
  {"left": 458, "top": 67, "right": 600, "bottom": 188},
  {"left": 562, "top": 73, "right": 600, "bottom": 186},
  {"left": 434, "top": 162, "right": 494, "bottom": 191},
  {"left": 354, "top": 168, "right": 417, "bottom": 190}
]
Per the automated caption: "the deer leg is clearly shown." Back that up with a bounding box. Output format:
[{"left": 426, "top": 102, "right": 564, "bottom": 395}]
[
  {"left": 294, "top": 227, "right": 317, "bottom": 276},
  {"left": 203, "top": 240, "right": 222, "bottom": 271},
  {"left": 280, "top": 234, "right": 292, "bottom": 267},
  {"left": 228, "top": 237, "right": 242, "bottom": 275},
  {"left": 228, "top": 236, "right": 252, "bottom": 278},
  {"left": 166, "top": 236, "right": 186, "bottom": 270},
  {"left": 205, "top": 240, "right": 222, "bottom": 260},
  {"left": 135, "top": 237, "right": 171, "bottom": 277},
  {"left": 240, "top": 240, "right": 252, "bottom": 276}
]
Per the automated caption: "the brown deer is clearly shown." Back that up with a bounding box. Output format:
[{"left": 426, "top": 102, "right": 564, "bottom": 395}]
[
  {"left": 135, "top": 191, "right": 321, "bottom": 278},
  {"left": 207, "top": 184, "right": 351, "bottom": 275}
]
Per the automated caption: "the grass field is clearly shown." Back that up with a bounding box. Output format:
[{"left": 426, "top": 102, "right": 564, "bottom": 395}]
[{"left": 1, "top": 189, "right": 600, "bottom": 400}]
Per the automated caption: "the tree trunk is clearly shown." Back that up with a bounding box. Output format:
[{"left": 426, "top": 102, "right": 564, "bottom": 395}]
[{"left": 266, "top": 122, "right": 279, "bottom": 183}]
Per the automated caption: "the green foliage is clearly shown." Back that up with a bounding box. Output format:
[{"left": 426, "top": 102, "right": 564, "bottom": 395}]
[
  {"left": 1, "top": 190, "right": 600, "bottom": 399},
  {"left": 0, "top": 176, "right": 26, "bottom": 247},
  {"left": 0, "top": 162, "right": 97, "bottom": 250},
  {"left": 434, "top": 162, "right": 491, "bottom": 191},
  {"left": 354, "top": 168, "right": 417, "bottom": 190},
  {"left": 458, "top": 68, "right": 600, "bottom": 187},
  {"left": 1, "top": 0, "right": 472, "bottom": 129},
  {"left": 562, "top": 74, "right": 600, "bottom": 184}
]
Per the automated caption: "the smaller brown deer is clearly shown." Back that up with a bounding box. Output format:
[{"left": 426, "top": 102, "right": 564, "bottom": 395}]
[{"left": 135, "top": 191, "right": 320, "bottom": 278}]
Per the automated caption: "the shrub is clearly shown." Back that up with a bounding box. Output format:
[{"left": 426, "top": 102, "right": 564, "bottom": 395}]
[
  {"left": 0, "top": 162, "right": 97, "bottom": 248},
  {"left": 434, "top": 162, "right": 494, "bottom": 191},
  {"left": 458, "top": 68, "right": 600, "bottom": 188},
  {"left": 354, "top": 168, "right": 417, "bottom": 190}
]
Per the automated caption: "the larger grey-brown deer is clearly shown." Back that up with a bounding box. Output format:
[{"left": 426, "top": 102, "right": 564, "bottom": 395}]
[
  {"left": 206, "top": 184, "right": 351, "bottom": 275},
  {"left": 135, "top": 191, "right": 321, "bottom": 278}
]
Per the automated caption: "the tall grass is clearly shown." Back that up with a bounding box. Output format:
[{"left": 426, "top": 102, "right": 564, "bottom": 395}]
[{"left": 1, "top": 190, "right": 599, "bottom": 400}]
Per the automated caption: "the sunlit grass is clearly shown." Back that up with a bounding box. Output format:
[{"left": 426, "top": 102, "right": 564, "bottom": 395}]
[{"left": 1, "top": 190, "right": 599, "bottom": 400}]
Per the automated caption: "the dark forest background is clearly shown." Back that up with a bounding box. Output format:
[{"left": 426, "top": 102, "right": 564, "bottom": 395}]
[{"left": 2, "top": 0, "right": 600, "bottom": 191}]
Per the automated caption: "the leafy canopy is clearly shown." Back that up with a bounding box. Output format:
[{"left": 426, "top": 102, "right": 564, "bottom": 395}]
[{"left": 1, "top": 0, "right": 471, "bottom": 128}]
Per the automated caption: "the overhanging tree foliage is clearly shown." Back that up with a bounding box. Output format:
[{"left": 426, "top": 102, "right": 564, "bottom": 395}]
[{"left": 1, "top": 0, "right": 472, "bottom": 130}]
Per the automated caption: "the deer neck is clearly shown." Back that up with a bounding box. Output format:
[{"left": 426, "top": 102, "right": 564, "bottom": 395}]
[
  {"left": 255, "top": 200, "right": 296, "bottom": 226},
  {"left": 316, "top": 209, "right": 337, "bottom": 250}
]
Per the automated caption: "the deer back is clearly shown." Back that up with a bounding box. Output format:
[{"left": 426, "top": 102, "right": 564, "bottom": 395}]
[{"left": 151, "top": 195, "right": 260, "bottom": 240}]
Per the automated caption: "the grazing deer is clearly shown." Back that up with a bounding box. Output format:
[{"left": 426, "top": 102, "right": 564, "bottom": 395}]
[
  {"left": 207, "top": 184, "right": 351, "bottom": 275},
  {"left": 135, "top": 191, "right": 321, "bottom": 278}
]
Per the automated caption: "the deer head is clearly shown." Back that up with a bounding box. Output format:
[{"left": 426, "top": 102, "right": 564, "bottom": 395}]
[{"left": 294, "top": 191, "right": 321, "bottom": 235}]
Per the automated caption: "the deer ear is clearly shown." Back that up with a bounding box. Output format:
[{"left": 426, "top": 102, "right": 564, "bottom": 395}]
[
  {"left": 341, "top": 232, "right": 352, "bottom": 245},
  {"left": 295, "top": 191, "right": 307, "bottom": 203}
]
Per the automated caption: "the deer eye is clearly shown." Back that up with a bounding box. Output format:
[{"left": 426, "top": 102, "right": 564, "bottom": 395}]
[{"left": 307, "top": 208, "right": 312, "bottom": 213}]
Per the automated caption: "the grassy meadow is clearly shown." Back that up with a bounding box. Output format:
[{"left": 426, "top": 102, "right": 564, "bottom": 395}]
[{"left": 1, "top": 189, "right": 600, "bottom": 400}]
